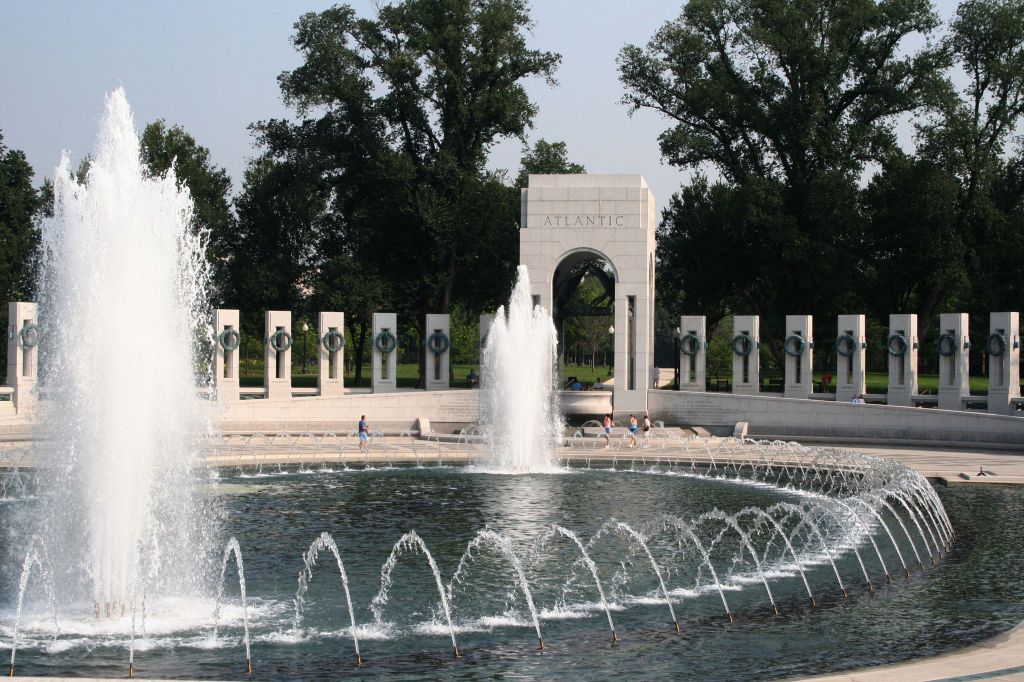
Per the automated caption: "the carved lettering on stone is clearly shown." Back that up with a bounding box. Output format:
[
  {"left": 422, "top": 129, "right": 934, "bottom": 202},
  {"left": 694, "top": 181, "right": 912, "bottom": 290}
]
[{"left": 541, "top": 215, "right": 626, "bottom": 228}]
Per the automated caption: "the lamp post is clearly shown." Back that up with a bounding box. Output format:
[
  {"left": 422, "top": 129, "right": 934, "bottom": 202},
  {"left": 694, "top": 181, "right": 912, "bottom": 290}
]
[
  {"left": 607, "top": 324, "right": 614, "bottom": 371},
  {"left": 301, "top": 321, "right": 309, "bottom": 374},
  {"left": 674, "top": 326, "right": 682, "bottom": 390}
]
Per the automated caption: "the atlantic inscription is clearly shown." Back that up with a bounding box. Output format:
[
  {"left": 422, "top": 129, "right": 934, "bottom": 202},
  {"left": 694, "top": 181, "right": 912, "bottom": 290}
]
[{"left": 542, "top": 214, "right": 626, "bottom": 227}]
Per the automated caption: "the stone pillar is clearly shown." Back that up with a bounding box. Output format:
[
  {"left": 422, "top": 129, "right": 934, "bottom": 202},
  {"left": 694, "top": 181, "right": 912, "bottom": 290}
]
[
  {"left": 731, "top": 315, "right": 759, "bottom": 395},
  {"left": 318, "top": 311, "right": 344, "bottom": 397},
  {"left": 213, "top": 309, "right": 240, "bottom": 402},
  {"left": 886, "top": 314, "right": 918, "bottom": 407},
  {"left": 264, "top": 310, "right": 292, "bottom": 400},
  {"left": 612, "top": 288, "right": 651, "bottom": 415},
  {"left": 372, "top": 312, "right": 398, "bottom": 393},
  {"left": 5, "top": 302, "right": 38, "bottom": 413},
  {"left": 783, "top": 315, "right": 813, "bottom": 399},
  {"left": 836, "top": 314, "right": 866, "bottom": 402},
  {"left": 987, "top": 312, "right": 1020, "bottom": 415},
  {"left": 425, "top": 314, "right": 451, "bottom": 391},
  {"left": 938, "top": 313, "right": 970, "bottom": 411},
  {"left": 678, "top": 315, "right": 706, "bottom": 392}
]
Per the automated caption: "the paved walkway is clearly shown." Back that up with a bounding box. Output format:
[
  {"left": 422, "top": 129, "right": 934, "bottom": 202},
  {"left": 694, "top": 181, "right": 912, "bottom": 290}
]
[{"left": 792, "top": 621, "right": 1024, "bottom": 682}]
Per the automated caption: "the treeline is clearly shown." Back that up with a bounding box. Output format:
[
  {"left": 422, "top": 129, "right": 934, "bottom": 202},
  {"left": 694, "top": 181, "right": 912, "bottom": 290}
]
[
  {"left": 629, "top": 0, "right": 1024, "bottom": 373},
  {"left": 3, "top": 0, "right": 1022, "bottom": 384}
]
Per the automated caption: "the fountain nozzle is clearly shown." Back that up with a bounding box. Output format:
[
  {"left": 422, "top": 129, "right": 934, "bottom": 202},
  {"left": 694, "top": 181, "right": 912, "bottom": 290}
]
[
  {"left": 356, "top": 654, "right": 365, "bottom": 667},
  {"left": 538, "top": 638, "right": 546, "bottom": 651},
  {"left": 247, "top": 659, "right": 252, "bottom": 675},
  {"left": 867, "top": 582, "right": 875, "bottom": 592},
  {"left": 773, "top": 605, "right": 780, "bottom": 616},
  {"left": 128, "top": 662, "right": 134, "bottom": 678},
  {"left": 9, "top": 663, "right": 14, "bottom": 677},
  {"left": 727, "top": 612, "right": 734, "bottom": 623},
  {"left": 611, "top": 631, "right": 620, "bottom": 644},
  {"left": 674, "top": 621, "right": 680, "bottom": 634},
  {"left": 810, "top": 597, "right": 817, "bottom": 608},
  {"left": 453, "top": 647, "right": 462, "bottom": 659}
]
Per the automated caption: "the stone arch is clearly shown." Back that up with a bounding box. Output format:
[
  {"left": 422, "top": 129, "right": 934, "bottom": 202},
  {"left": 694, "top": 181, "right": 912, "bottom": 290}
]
[{"left": 519, "top": 174, "right": 657, "bottom": 416}]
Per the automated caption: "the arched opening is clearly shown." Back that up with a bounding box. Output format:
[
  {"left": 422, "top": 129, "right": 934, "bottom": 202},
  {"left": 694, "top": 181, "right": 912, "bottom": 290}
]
[{"left": 552, "top": 250, "right": 616, "bottom": 390}]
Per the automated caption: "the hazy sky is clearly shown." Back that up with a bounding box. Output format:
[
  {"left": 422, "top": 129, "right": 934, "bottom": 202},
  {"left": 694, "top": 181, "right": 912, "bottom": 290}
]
[{"left": 0, "top": 1, "right": 959, "bottom": 209}]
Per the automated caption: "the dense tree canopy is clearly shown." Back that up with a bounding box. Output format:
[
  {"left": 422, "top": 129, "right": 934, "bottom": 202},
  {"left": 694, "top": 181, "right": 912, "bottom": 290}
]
[
  {"left": 234, "top": 0, "right": 560, "bottom": 381},
  {"left": 140, "top": 120, "right": 234, "bottom": 292},
  {"left": 624, "top": 0, "right": 1024, "bottom": 371}
]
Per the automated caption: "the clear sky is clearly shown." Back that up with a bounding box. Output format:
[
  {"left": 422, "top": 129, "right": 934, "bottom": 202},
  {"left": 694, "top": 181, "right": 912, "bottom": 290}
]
[{"left": 0, "top": 0, "right": 958, "bottom": 209}]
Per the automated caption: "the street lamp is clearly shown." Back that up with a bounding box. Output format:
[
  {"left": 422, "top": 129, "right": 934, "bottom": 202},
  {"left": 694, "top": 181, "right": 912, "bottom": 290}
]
[
  {"left": 301, "top": 321, "right": 309, "bottom": 374},
  {"left": 607, "top": 324, "right": 614, "bottom": 369}
]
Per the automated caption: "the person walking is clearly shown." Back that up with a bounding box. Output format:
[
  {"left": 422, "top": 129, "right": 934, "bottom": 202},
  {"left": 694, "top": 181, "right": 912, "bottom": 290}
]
[
  {"left": 602, "top": 414, "right": 613, "bottom": 448},
  {"left": 641, "top": 414, "right": 652, "bottom": 448},
  {"left": 628, "top": 415, "right": 639, "bottom": 448},
  {"left": 358, "top": 414, "right": 370, "bottom": 454}
]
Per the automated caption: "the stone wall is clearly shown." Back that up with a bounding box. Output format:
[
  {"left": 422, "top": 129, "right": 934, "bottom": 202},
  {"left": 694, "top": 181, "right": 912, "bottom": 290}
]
[
  {"left": 648, "top": 389, "right": 1024, "bottom": 448},
  {"left": 211, "top": 389, "right": 480, "bottom": 433}
]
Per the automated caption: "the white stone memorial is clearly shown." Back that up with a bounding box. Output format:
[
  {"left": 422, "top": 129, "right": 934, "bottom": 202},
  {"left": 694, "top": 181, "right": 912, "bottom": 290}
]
[
  {"left": 886, "top": 313, "right": 918, "bottom": 407},
  {"left": 987, "top": 311, "right": 1020, "bottom": 415},
  {"left": 519, "top": 174, "right": 656, "bottom": 416},
  {"left": 213, "top": 308, "right": 240, "bottom": 402},
  {"left": 264, "top": 310, "right": 292, "bottom": 400},
  {"left": 318, "top": 311, "right": 345, "bottom": 397},
  {"left": 4, "top": 302, "right": 38, "bottom": 413},
  {"left": 372, "top": 312, "right": 398, "bottom": 393},
  {"left": 425, "top": 313, "right": 451, "bottom": 391},
  {"left": 938, "top": 313, "right": 970, "bottom": 411},
  {"left": 678, "top": 315, "right": 706, "bottom": 392},
  {"left": 731, "top": 315, "right": 760, "bottom": 395},
  {"left": 836, "top": 314, "right": 866, "bottom": 402},
  {"left": 783, "top": 315, "right": 813, "bottom": 399}
]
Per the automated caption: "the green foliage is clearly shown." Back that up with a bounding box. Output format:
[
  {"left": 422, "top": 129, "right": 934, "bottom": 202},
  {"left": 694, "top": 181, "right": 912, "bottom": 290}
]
[
  {"left": 628, "top": 0, "right": 947, "bottom": 365},
  {"left": 240, "top": 0, "right": 559, "bottom": 386},
  {"left": 0, "top": 132, "right": 44, "bottom": 383},
  {"left": 139, "top": 120, "right": 234, "bottom": 292},
  {"left": 0, "top": 132, "right": 42, "bottom": 303},
  {"left": 516, "top": 139, "right": 585, "bottom": 188},
  {"left": 633, "top": 0, "right": 1024, "bottom": 357},
  {"left": 561, "top": 272, "right": 613, "bottom": 366},
  {"left": 619, "top": 0, "right": 947, "bottom": 186}
]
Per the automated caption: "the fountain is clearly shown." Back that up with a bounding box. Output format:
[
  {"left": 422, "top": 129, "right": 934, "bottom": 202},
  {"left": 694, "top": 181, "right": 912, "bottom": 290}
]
[
  {"left": 480, "top": 265, "right": 563, "bottom": 472},
  {"left": 21, "top": 87, "right": 216, "bottom": 617},
  {"left": 2, "top": 90, "right": 1022, "bottom": 682}
]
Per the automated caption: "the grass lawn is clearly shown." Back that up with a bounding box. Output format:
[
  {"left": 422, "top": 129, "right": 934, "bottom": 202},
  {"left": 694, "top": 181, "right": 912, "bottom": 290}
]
[
  {"left": 238, "top": 362, "right": 1007, "bottom": 394},
  {"left": 240, "top": 363, "right": 482, "bottom": 389}
]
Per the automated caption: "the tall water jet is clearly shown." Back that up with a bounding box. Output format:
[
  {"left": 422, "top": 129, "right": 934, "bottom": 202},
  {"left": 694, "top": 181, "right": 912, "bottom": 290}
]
[
  {"left": 480, "top": 265, "right": 563, "bottom": 472},
  {"left": 33, "top": 88, "right": 216, "bottom": 610}
]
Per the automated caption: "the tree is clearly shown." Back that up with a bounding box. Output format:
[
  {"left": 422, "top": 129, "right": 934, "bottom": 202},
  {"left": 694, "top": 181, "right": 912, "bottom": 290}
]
[
  {"left": 916, "top": 0, "right": 1024, "bottom": 327},
  {"left": 515, "top": 138, "right": 585, "bottom": 188},
  {"left": 0, "top": 131, "right": 42, "bottom": 303},
  {"left": 621, "top": 0, "right": 948, "bottom": 359},
  {"left": 259, "top": 0, "right": 560, "bottom": 385},
  {"left": 139, "top": 120, "right": 234, "bottom": 292},
  {"left": 0, "top": 132, "right": 45, "bottom": 382},
  {"left": 227, "top": 156, "right": 326, "bottom": 326}
]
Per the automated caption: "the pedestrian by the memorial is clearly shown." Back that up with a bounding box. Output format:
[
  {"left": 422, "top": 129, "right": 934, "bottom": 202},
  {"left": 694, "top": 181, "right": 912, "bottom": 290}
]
[
  {"left": 602, "top": 414, "right": 613, "bottom": 448},
  {"left": 358, "top": 414, "right": 370, "bottom": 453},
  {"left": 642, "top": 414, "right": 652, "bottom": 448},
  {"left": 628, "top": 415, "right": 639, "bottom": 448},
  {"left": 652, "top": 366, "right": 661, "bottom": 388}
]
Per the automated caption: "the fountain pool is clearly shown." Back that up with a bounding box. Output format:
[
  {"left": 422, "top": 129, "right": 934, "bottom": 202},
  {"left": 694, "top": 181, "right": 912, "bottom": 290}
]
[
  {"left": 3, "top": 455, "right": 1024, "bottom": 681},
  {"left": 3, "top": 88, "right": 1022, "bottom": 681}
]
